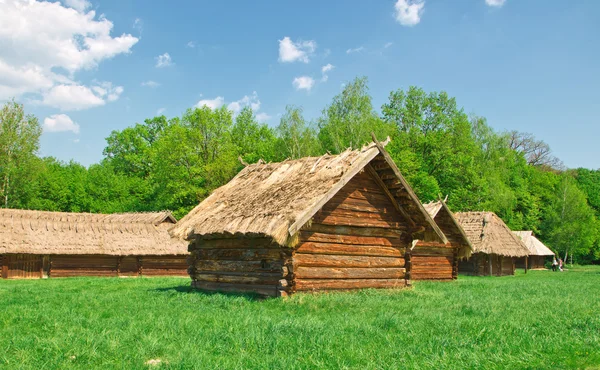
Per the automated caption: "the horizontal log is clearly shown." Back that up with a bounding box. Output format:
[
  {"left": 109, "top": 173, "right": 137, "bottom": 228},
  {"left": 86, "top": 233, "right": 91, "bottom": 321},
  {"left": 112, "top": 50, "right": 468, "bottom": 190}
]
[
  {"left": 314, "top": 214, "right": 406, "bottom": 229},
  {"left": 324, "top": 198, "right": 396, "bottom": 214},
  {"left": 296, "top": 242, "right": 404, "bottom": 257},
  {"left": 192, "top": 238, "right": 279, "bottom": 249},
  {"left": 295, "top": 278, "right": 406, "bottom": 290},
  {"left": 194, "top": 260, "right": 286, "bottom": 275},
  {"left": 294, "top": 253, "right": 404, "bottom": 268},
  {"left": 195, "top": 248, "right": 285, "bottom": 261},
  {"left": 295, "top": 266, "right": 405, "bottom": 279},
  {"left": 191, "top": 281, "right": 280, "bottom": 297},
  {"left": 306, "top": 223, "right": 404, "bottom": 239},
  {"left": 194, "top": 273, "right": 284, "bottom": 285},
  {"left": 316, "top": 207, "right": 403, "bottom": 223},
  {"left": 298, "top": 231, "right": 404, "bottom": 247},
  {"left": 411, "top": 256, "right": 453, "bottom": 264}
]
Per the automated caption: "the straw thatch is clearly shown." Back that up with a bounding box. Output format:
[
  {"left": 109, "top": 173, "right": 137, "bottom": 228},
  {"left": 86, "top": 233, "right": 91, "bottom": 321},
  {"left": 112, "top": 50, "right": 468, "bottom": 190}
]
[
  {"left": 454, "top": 212, "right": 529, "bottom": 257},
  {"left": 514, "top": 231, "right": 554, "bottom": 256},
  {"left": 0, "top": 209, "right": 187, "bottom": 256},
  {"left": 171, "top": 139, "right": 446, "bottom": 246},
  {"left": 422, "top": 200, "right": 473, "bottom": 259}
]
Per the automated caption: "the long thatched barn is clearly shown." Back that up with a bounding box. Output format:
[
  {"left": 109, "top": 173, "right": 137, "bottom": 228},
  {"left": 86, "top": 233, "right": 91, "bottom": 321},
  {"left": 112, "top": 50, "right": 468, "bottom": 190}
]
[
  {"left": 514, "top": 231, "right": 554, "bottom": 270},
  {"left": 455, "top": 212, "right": 529, "bottom": 276},
  {"left": 171, "top": 138, "right": 447, "bottom": 297},
  {"left": 0, "top": 209, "right": 188, "bottom": 279},
  {"left": 412, "top": 200, "right": 473, "bottom": 280}
]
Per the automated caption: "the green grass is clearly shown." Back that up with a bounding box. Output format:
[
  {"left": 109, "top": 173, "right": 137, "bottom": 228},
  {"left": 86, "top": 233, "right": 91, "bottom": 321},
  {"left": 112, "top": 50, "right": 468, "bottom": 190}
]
[{"left": 1, "top": 267, "right": 599, "bottom": 369}]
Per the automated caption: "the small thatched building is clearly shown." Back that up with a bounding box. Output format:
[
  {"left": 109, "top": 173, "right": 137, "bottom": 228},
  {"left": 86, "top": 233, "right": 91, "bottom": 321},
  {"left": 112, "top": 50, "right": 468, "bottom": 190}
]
[
  {"left": 412, "top": 200, "right": 473, "bottom": 280},
  {"left": 0, "top": 209, "right": 188, "bottom": 279},
  {"left": 514, "top": 231, "right": 554, "bottom": 270},
  {"left": 455, "top": 212, "right": 529, "bottom": 276},
  {"left": 171, "top": 138, "right": 447, "bottom": 297}
]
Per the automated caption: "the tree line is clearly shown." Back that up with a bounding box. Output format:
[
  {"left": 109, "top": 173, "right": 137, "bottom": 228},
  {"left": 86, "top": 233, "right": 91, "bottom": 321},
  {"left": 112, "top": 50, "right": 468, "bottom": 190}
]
[{"left": 1, "top": 77, "right": 598, "bottom": 263}]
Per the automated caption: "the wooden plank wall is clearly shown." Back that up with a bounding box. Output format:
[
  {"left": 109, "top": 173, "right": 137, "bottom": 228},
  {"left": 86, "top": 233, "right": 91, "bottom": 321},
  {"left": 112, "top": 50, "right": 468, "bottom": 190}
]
[
  {"left": 294, "top": 170, "right": 409, "bottom": 291},
  {"left": 458, "top": 253, "right": 516, "bottom": 276},
  {"left": 411, "top": 243, "right": 455, "bottom": 280},
  {"left": 188, "top": 237, "right": 291, "bottom": 297},
  {"left": 0, "top": 254, "right": 188, "bottom": 279}
]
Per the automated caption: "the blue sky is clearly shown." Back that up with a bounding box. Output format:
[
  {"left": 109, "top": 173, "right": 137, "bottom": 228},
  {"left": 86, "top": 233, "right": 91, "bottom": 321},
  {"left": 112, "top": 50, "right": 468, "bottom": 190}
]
[{"left": 1, "top": 0, "right": 599, "bottom": 169}]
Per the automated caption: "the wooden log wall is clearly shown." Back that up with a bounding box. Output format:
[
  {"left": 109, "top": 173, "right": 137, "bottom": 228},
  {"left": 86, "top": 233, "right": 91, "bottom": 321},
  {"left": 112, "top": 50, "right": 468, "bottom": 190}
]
[
  {"left": 457, "top": 253, "right": 517, "bottom": 276},
  {"left": 294, "top": 170, "right": 410, "bottom": 292},
  {"left": 411, "top": 243, "right": 455, "bottom": 280},
  {"left": 0, "top": 254, "right": 188, "bottom": 279},
  {"left": 188, "top": 237, "right": 292, "bottom": 297}
]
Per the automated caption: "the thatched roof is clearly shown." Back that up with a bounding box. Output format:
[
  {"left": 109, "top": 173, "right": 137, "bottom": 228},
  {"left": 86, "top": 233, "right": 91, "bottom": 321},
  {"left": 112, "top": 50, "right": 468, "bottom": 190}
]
[
  {"left": 421, "top": 200, "right": 473, "bottom": 259},
  {"left": 0, "top": 209, "right": 187, "bottom": 256},
  {"left": 514, "top": 231, "right": 555, "bottom": 256},
  {"left": 171, "top": 138, "right": 447, "bottom": 246},
  {"left": 454, "top": 212, "right": 529, "bottom": 257}
]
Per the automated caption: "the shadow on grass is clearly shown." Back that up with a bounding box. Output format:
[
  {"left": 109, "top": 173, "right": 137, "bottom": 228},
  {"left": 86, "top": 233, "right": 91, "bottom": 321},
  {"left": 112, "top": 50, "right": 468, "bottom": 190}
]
[{"left": 151, "top": 285, "right": 267, "bottom": 301}]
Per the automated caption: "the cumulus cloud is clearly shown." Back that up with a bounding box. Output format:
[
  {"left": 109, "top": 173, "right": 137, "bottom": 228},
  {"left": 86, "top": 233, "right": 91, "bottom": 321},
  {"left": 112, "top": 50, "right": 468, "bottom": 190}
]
[
  {"left": 227, "top": 91, "right": 261, "bottom": 114},
  {"left": 42, "top": 81, "right": 123, "bottom": 111},
  {"left": 292, "top": 76, "right": 315, "bottom": 91},
  {"left": 133, "top": 17, "right": 143, "bottom": 35},
  {"left": 0, "top": 0, "right": 137, "bottom": 109},
  {"left": 141, "top": 80, "right": 160, "bottom": 88},
  {"left": 346, "top": 46, "right": 365, "bottom": 54},
  {"left": 321, "top": 64, "right": 334, "bottom": 82},
  {"left": 155, "top": 53, "right": 173, "bottom": 68},
  {"left": 278, "top": 37, "right": 316, "bottom": 63},
  {"left": 394, "top": 0, "right": 425, "bottom": 26},
  {"left": 196, "top": 96, "right": 225, "bottom": 109},
  {"left": 43, "top": 114, "right": 80, "bottom": 134},
  {"left": 485, "top": 0, "right": 506, "bottom": 7},
  {"left": 256, "top": 112, "right": 271, "bottom": 122}
]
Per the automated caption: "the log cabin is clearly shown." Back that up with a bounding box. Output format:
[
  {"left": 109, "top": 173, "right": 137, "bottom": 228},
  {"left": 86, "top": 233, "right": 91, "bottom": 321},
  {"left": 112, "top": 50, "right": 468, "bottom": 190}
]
[
  {"left": 514, "top": 231, "right": 554, "bottom": 270},
  {"left": 0, "top": 209, "right": 188, "bottom": 279},
  {"left": 412, "top": 200, "right": 473, "bottom": 280},
  {"left": 170, "top": 137, "right": 447, "bottom": 297},
  {"left": 455, "top": 212, "right": 529, "bottom": 276}
]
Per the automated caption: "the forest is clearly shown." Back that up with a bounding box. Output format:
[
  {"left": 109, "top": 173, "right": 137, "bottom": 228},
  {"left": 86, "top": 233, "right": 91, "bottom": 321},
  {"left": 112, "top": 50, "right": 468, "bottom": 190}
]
[{"left": 1, "top": 77, "right": 598, "bottom": 263}]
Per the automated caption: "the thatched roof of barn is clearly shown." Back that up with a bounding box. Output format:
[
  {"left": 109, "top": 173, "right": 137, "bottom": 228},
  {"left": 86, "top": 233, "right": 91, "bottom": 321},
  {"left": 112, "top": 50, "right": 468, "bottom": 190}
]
[
  {"left": 514, "top": 231, "right": 555, "bottom": 256},
  {"left": 454, "top": 212, "right": 529, "bottom": 257},
  {"left": 0, "top": 209, "right": 187, "bottom": 256},
  {"left": 421, "top": 200, "right": 473, "bottom": 259},
  {"left": 171, "top": 137, "right": 447, "bottom": 246}
]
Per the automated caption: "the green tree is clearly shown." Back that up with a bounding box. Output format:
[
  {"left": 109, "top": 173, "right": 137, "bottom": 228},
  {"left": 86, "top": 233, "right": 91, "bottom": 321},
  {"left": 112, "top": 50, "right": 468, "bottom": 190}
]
[
  {"left": 276, "top": 105, "right": 321, "bottom": 160},
  {"left": 0, "top": 100, "right": 42, "bottom": 208},
  {"left": 231, "top": 107, "right": 277, "bottom": 164}
]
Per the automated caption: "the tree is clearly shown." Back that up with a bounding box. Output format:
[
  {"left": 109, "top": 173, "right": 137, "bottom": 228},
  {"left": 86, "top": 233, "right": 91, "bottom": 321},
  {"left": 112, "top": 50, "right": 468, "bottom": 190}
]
[
  {"left": 319, "top": 76, "right": 393, "bottom": 153},
  {"left": 276, "top": 105, "right": 321, "bottom": 160},
  {"left": 0, "top": 100, "right": 42, "bottom": 208},
  {"left": 508, "top": 131, "right": 563, "bottom": 169},
  {"left": 231, "top": 107, "right": 277, "bottom": 164}
]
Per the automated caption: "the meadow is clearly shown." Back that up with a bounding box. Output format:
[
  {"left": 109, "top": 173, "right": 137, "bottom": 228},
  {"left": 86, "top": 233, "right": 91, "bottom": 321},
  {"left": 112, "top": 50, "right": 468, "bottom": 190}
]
[{"left": 1, "top": 267, "right": 599, "bottom": 369}]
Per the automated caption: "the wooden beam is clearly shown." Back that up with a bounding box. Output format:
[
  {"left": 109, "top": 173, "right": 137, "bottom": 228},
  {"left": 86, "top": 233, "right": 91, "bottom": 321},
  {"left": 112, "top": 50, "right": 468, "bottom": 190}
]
[{"left": 365, "top": 164, "right": 416, "bottom": 229}]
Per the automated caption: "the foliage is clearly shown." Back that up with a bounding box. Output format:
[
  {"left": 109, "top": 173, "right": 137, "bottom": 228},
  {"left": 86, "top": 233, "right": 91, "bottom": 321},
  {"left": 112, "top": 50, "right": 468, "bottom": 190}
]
[{"left": 2, "top": 269, "right": 600, "bottom": 368}]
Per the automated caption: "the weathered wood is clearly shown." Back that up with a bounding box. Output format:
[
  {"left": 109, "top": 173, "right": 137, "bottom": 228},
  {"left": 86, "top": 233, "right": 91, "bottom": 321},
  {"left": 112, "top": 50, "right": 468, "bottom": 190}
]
[
  {"left": 195, "top": 273, "right": 283, "bottom": 285},
  {"left": 295, "top": 278, "right": 406, "bottom": 290},
  {"left": 295, "top": 266, "right": 405, "bottom": 279},
  {"left": 313, "top": 213, "right": 405, "bottom": 229},
  {"left": 196, "top": 248, "right": 289, "bottom": 261},
  {"left": 193, "top": 237, "right": 279, "bottom": 249},
  {"left": 294, "top": 253, "right": 404, "bottom": 268},
  {"left": 299, "top": 231, "right": 403, "bottom": 247},
  {"left": 306, "top": 223, "right": 403, "bottom": 239},
  {"left": 194, "top": 260, "right": 286, "bottom": 274},
  {"left": 192, "top": 281, "right": 280, "bottom": 297},
  {"left": 296, "top": 242, "right": 404, "bottom": 257}
]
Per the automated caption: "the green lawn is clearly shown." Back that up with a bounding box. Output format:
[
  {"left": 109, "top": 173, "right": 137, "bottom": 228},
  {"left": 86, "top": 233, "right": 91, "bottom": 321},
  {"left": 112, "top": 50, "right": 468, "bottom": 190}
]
[{"left": 1, "top": 267, "right": 599, "bottom": 369}]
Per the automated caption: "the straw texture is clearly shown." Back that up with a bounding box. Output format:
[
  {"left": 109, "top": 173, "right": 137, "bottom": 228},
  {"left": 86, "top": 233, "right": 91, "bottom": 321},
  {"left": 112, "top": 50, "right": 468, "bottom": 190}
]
[
  {"left": 0, "top": 209, "right": 187, "bottom": 256},
  {"left": 455, "top": 212, "right": 529, "bottom": 257},
  {"left": 514, "top": 231, "right": 555, "bottom": 256}
]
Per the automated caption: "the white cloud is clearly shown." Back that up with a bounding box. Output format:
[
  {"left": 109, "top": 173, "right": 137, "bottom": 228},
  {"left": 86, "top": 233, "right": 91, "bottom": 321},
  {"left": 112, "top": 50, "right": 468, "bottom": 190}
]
[
  {"left": 292, "top": 76, "right": 315, "bottom": 91},
  {"left": 186, "top": 41, "right": 196, "bottom": 48},
  {"left": 256, "top": 112, "right": 271, "bottom": 123},
  {"left": 0, "top": 0, "right": 137, "bottom": 108},
  {"left": 63, "top": 0, "right": 91, "bottom": 13},
  {"left": 43, "top": 114, "right": 80, "bottom": 134},
  {"left": 394, "top": 0, "right": 425, "bottom": 26},
  {"left": 155, "top": 53, "right": 173, "bottom": 68},
  {"left": 133, "top": 18, "right": 143, "bottom": 35},
  {"left": 346, "top": 46, "right": 365, "bottom": 54},
  {"left": 42, "top": 81, "right": 123, "bottom": 111},
  {"left": 485, "top": 0, "right": 506, "bottom": 7},
  {"left": 321, "top": 64, "right": 334, "bottom": 82},
  {"left": 278, "top": 37, "right": 316, "bottom": 63},
  {"left": 157, "top": 107, "right": 166, "bottom": 115},
  {"left": 141, "top": 80, "right": 160, "bottom": 88},
  {"left": 384, "top": 42, "right": 393, "bottom": 48},
  {"left": 196, "top": 96, "right": 225, "bottom": 109},
  {"left": 227, "top": 91, "right": 261, "bottom": 114}
]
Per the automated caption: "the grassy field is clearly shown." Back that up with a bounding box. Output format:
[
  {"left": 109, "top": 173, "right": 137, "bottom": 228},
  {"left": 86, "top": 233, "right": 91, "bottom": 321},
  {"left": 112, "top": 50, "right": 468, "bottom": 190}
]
[{"left": 1, "top": 267, "right": 599, "bottom": 369}]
